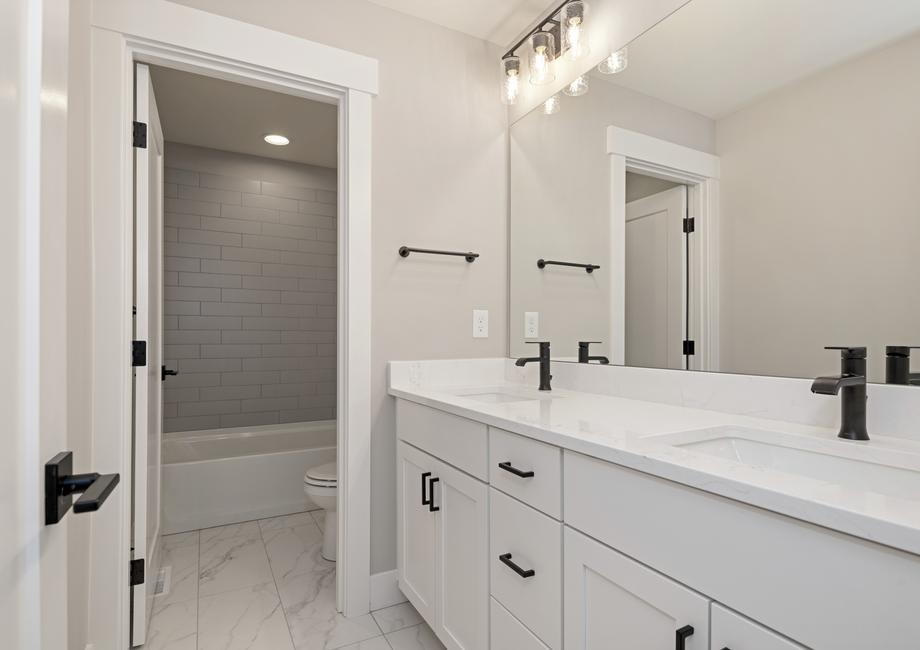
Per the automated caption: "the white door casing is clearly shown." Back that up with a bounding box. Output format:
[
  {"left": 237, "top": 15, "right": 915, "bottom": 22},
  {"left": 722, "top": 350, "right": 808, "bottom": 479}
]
[
  {"left": 88, "top": 2, "right": 377, "bottom": 644},
  {"left": 625, "top": 185, "right": 687, "bottom": 369},
  {"left": 132, "top": 62, "right": 165, "bottom": 646},
  {"left": 1, "top": 0, "right": 73, "bottom": 647}
]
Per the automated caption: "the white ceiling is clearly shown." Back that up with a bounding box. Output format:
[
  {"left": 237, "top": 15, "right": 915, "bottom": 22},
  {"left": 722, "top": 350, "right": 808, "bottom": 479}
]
[
  {"left": 598, "top": 0, "right": 920, "bottom": 119},
  {"left": 365, "top": 0, "right": 554, "bottom": 45},
  {"left": 149, "top": 66, "right": 338, "bottom": 168}
]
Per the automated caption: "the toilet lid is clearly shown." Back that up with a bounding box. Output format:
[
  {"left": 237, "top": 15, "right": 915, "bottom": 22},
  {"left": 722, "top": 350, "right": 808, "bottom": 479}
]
[{"left": 305, "top": 461, "right": 337, "bottom": 484}]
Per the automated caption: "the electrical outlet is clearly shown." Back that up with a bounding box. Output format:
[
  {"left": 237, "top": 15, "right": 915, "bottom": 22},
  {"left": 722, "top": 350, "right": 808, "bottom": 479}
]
[
  {"left": 473, "top": 309, "right": 489, "bottom": 338},
  {"left": 524, "top": 312, "right": 539, "bottom": 338}
]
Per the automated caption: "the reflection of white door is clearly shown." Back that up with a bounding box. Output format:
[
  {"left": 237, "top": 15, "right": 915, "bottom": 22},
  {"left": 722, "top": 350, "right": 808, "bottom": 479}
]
[
  {"left": 132, "top": 63, "right": 165, "bottom": 646},
  {"left": 4, "top": 1, "right": 73, "bottom": 645},
  {"left": 625, "top": 185, "right": 686, "bottom": 369}
]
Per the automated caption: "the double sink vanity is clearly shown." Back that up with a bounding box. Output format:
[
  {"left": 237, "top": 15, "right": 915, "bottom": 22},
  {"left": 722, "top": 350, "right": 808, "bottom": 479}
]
[{"left": 389, "top": 359, "right": 920, "bottom": 649}]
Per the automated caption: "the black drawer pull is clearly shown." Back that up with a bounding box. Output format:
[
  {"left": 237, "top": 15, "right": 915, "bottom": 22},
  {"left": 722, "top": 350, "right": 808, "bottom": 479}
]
[
  {"left": 498, "top": 461, "right": 534, "bottom": 478},
  {"left": 421, "top": 472, "right": 431, "bottom": 506},
  {"left": 428, "top": 476, "right": 440, "bottom": 512},
  {"left": 499, "top": 553, "right": 535, "bottom": 578},
  {"left": 675, "top": 625, "right": 694, "bottom": 650}
]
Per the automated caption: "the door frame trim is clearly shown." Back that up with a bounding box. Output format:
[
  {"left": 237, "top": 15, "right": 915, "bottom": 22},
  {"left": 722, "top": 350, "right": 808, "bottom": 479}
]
[
  {"left": 608, "top": 126, "right": 721, "bottom": 372},
  {"left": 88, "top": 2, "right": 376, "bottom": 646}
]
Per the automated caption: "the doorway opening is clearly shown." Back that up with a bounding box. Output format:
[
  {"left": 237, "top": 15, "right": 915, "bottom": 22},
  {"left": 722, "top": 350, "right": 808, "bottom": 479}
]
[{"left": 132, "top": 63, "right": 345, "bottom": 647}]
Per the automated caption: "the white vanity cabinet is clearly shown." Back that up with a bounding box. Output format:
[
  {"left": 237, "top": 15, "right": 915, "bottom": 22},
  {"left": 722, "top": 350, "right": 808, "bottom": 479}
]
[
  {"left": 710, "top": 605, "right": 805, "bottom": 650},
  {"left": 563, "top": 526, "right": 709, "bottom": 650},
  {"left": 396, "top": 438, "right": 489, "bottom": 650}
]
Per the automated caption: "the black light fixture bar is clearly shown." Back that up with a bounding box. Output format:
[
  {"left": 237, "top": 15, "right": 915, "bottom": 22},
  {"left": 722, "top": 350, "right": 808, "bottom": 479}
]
[
  {"left": 399, "top": 246, "right": 479, "bottom": 263},
  {"left": 537, "top": 258, "right": 600, "bottom": 273},
  {"left": 502, "top": 0, "right": 573, "bottom": 59}
]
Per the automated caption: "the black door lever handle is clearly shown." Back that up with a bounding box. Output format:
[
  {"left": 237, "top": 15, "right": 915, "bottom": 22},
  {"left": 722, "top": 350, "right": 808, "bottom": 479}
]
[
  {"left": 162, "top": 365, "right": 178, "bottom": 381},
  {"left": 45, "top": 451, "right": 120, "bottom": 525}
]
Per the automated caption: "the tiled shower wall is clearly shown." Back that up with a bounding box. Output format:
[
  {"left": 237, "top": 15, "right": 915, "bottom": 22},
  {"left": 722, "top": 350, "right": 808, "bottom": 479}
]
[{"left": 162, "top": 143, "right": 337, "bottom": 433}]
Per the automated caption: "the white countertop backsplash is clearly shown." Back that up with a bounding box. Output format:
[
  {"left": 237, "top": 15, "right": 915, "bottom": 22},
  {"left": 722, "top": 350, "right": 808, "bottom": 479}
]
[{"left": 388, "top": 358, "right": 920, "bottom": 555}]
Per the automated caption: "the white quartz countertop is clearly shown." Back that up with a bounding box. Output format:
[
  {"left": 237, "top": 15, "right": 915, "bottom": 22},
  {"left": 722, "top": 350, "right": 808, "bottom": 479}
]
[{"left": 389, "top": 374, "right": 920, "bottom": 557}]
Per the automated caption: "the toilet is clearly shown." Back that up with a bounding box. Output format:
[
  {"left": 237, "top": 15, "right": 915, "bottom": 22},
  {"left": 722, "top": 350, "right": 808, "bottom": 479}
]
[{"left": 304, "top": 461, "right": 337, "bottom": 561}]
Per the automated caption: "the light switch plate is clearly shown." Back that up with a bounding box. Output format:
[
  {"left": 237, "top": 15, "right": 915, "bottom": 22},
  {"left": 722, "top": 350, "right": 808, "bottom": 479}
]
[
  {"left": 473, "top": 309, "right": 489, "bottom": 338},
  {"left": 524, "top": 312, "right": 539, "bottom": 338}
]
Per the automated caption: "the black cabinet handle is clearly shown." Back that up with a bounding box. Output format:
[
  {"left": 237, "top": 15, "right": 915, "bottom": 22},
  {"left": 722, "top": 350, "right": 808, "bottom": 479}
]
[
  {"left": 498, "top": 461, "right": 534, "bottom": 478},
  {"left": 428, "top": 476, "right": 440, "bottom": 512},
  {"left": 675, "top": 625, "right": 694, "bottom": 650},
  {"left": 161, "top": 365, "right": 178, "bottom": 381},
  {"left": 421, "top": 471, "right": 431, "bottom": 506},
  {"left": 498, "top": 553, "right": 535, "bottom": 578}
]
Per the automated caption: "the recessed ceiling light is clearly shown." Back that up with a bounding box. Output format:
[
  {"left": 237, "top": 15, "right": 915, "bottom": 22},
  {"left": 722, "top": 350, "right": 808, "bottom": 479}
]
[{"left": 264, "top": 134, "right": 290, "bottom": 146}]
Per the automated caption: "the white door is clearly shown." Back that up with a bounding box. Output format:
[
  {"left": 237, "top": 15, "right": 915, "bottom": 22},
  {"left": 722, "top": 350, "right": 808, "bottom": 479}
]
[
  {"left": 397, "top": 442, "right": 439, "bottom": 624},
  {"left": 625, "top": 185, "right": 687, "bottom": 369},
  {"left": 710, "top": 605, "right": 806, "bottom": 650},
  {"left": 564, "top": 527, "right": 709, "bottom": 650},
  {"left": 132, "top": 62, "right": 165, "bottom": 646},
  {"left": 1, "top": 0, "right": 75, "bottom": 646},
  {"left": 436, "top": 459, "right": 489, "bottom": 650}
]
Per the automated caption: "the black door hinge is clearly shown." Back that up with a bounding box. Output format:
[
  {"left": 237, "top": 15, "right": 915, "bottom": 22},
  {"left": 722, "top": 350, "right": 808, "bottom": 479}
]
[
  {"left": 132, "top": 340, "right": 147, "bottom": 367},
  {"left": 683, "top": 340, "right": 696, "bottom": 356},
  {"left": 130, "top": 558, "right": 145, "bottom": 586},
  {"left": 132, "top": 121, "right": 147, "bottom": 149},
  {"left": 683, "top": 217, "right": 695, "bottom": 234}
]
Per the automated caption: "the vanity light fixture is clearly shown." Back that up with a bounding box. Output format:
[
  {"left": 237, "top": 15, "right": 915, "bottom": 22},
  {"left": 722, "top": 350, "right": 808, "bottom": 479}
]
[
  {"left": 263, "top": 133, "right": 290, "bottom": 146},
  {"left": 561, "top": 1, "right": 589, "bottom": 61},
  {"left": 563, "top": 74, "right": 589, "bottom": 97},
  {"left": 500, "top": 56, "right": 521, "bottom": 106},
  {"left": 598, "top": 46, "right": 628, "bottom": 74},
  {"left": 529, "top": 31, "right": 557, "bottom": 85},
  {"left": 543, "top": 94, "right": 561, "bottom": 115}
]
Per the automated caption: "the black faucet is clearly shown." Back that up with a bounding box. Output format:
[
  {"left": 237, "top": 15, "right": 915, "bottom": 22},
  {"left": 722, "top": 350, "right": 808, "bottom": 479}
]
[
  {"left": 516, "top": 341, "right": 552, "bottom": 391},
  {"left": 578, "top": 341, "right": 610, "bottom": 365},
  {"left": 811, "top": 346, "right": 869, "bottom": 441},
  {"left": 885, "top": 346, "right": 920, "bottom": 385}
]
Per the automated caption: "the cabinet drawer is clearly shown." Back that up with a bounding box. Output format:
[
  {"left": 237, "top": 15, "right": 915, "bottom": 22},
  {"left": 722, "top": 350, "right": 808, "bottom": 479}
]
[
  {"left": 396, "top": 399, "right": 488, "bottom": 480},
  {"left": 490, "top": 488, "right": 562, "bottom": 650},
  {"left": 711, "top": 605, "right": 805, "bottom": 650},
  {"left": 489, "top": 427, "right": 562, "bottom": 518},
  {"left": 490, "top": 598, "right": 550, "bottom": 650}
]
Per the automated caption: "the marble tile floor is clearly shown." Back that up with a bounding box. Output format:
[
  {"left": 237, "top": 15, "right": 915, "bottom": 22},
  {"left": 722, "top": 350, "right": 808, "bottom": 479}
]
[{"left": 142, "top": 511, "right": 446, "bottom": 650}]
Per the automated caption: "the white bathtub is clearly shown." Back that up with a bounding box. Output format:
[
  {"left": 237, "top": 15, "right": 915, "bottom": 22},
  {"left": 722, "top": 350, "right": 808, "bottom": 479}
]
[{"left": 161, "top": 421, "right": 336, "bottom": 535}]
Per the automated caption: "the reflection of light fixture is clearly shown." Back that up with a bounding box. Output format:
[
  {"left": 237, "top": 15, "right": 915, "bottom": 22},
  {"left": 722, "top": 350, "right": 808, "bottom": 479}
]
[
  {"left": 500, "top": 56, "right": 521, "bottom": 106},
  {"left": 543, "top": 94, "right": 561, "bottom": 115},
  {"left": 529, "top": 31, "right": 556, "bottom": 85},
  {"left": 563, "top": 74, "right": 589, "bottom": 97},
  {"left": 561, "top": 1, "right": 589, "bottom": 61},
  {"left": 598, "top": 46, "right": 628, "bottom": 74},
  {"left": 264, "top": 134, "right": 290, "bottom": 146}
]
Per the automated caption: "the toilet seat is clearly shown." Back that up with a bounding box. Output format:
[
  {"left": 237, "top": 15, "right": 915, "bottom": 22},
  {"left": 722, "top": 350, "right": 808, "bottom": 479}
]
[{"left": 304, "top": 461, "right": 337, "bottom": 487}]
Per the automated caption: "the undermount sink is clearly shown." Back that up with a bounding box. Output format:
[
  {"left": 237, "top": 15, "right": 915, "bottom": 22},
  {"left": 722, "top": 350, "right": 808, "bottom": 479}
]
[
  {"left": 451, "top": 387, "right": 555, "bottom": 405},
  {"left": 656, "top": 426, "right": 920, "bottom": 501}
]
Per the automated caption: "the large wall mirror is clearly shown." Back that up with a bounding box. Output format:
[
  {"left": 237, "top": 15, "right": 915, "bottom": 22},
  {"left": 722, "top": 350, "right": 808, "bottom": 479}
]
[{"left": 509, "top": 0, "right": 920, "bottom": 384}]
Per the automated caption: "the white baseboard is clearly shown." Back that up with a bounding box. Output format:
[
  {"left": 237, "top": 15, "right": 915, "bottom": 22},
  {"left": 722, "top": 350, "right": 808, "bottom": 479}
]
[{"left": 369, "top": 569, "right": 406, "bottom": 611}]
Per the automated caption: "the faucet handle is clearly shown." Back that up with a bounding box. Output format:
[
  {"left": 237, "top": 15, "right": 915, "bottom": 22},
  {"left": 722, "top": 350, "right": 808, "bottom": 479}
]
[
  {"left": 824, "top": 346, "right": 867, "bottom": 359},
  {"left": 886, "top": 346, "right": 920, "bottom": 357}
]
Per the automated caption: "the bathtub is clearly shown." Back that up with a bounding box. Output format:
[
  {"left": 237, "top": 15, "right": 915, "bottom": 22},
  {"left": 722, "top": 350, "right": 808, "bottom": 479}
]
[{"left": 161, "top": 421, "right": 336, "bottom": 535}]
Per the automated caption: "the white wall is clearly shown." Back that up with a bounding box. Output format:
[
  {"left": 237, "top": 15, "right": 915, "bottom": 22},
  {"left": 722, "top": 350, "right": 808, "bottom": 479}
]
[
  {"left": 171, "top": 0, "right": 509, "bottom": 574},
  {"left": 510, "top": 77, "right": 713, "bottom": 359},
  {"left": 717, "top": 33, "right": 920, "bottom": 383},
  {"left": 161, "top": 143, "right": 338, "bottom": 433}
]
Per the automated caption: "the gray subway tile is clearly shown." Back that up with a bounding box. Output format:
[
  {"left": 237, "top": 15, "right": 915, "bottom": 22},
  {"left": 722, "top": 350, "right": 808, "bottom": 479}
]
[
  {"left": 261, "top": 223, "right": 317, "bottom": 241},
  {"left": 165, "top": 168, "right": 199, "bottom": 186},
  {"left": 299, "top": 394, "right": 336, "bottom": 408},
  {"left": 221, "top": 330, "right": 280, "bottom": 344},
  {"left": 200, "top": 344, "right": 262, "bottom": 358},
  {"left": 297, "top": 278, "right": 336, "bottom": 293},
  {"left": 200, "top": 302, "right": 261, "bottom": 316},
  {"left": 316, "top": 229, "right": 336, "bottom": 243},
  {"left": 298, "top": 239, "right": 337, "bottom": 255},
  {"left": 163, "top": 403, "right": 177, "bottom": 418},
  {"left": 261, "top": 264, "right": 318, "bottom": 279},
  {"left": 178, "top": 315, "right": 242, "bottom": 330},
  {"left": 178, "top": 358, "right": 241, "bottom": 373},
  {"left": 221, "top": 288, "right": 280, "bottom": 304},
  {"left": 163, "top": 344, "right": 200, "bottom": 359},
  {"left": 164, "top": 316, "right": 179, "bottom": 330},
  {"left": 164, "top": 227, "right": 177, "bottom": 243},
  {"left": 260, "top": 303, "right": 316, "bottom": 318},
  {"left": 163, "top": 387, "right": 200, "bottom": 403},
  {"left": 165, "top": 213, "right": 202, "bottom": 230},
  {"left": 200, "top": 259, "right": 261, "bottom": 275},
  {"left": 220, "top": 412, "right": 279, "bottom": 428},
  {"left": 164, "top": 415, "right": 219, "bottom": 433},
  {"left": 282, "top": 291, "right": 335, "bottom": 305},
  {"left": 300, "top": 317, "right": 337, "bottom": 331},
  {"left": 261, "top": 344, "right": 317, "bottom": 358},
  {"left": 260, "top": 181, "right": 316, "bottom": 202},
  {"left": 280, "top": 369, "right": 335, "bottom": 384},
  {"left": 163, "top": 271, "right": 178, "bottom": 287},
  {"left": 200, "top": 216, "right": 262, "bottom": 235},
  {"left": 243, "top": 357, "right": 318, "bottom": 371},
  {"left": 165, "top": 330, "right": 221, "bottom": 345},
  {"left": 316, "top": 305, "right": 336, "bottom": 318},
  {"left": 177, "top": 185, "right": 241, "bottom": 205},
  {"left": 242, "top": 234, "right": 300, "bottom": 252},
  {"left": 279, "top": 211, "right": 335, "bottom": 230},
  {"left": 164, "top": 183, "right": 177, "bottom": 198},
  {"left": 221, "top": 246, "right": 281, "bottom": 264},
  {"left": 179, "top": 400, "right": 240, "bottom": 416},
  {"left": 280, "top": 331, "right": 335, "bottom": 344},
  {"left": 165, "top": 256, "right": 201, "bottom": 273},
  {"left": 317, "top": 343, "right": 337, "bottom": 357},
  {"left": 166, "top": 242, "right": 221, "bottom": 260},
  {"left": 199, "top": 385, "right": 261, "bottom": 401},
  {"left": 221, "top": 203, "right": 279, "bottom": 223},
  {"left": 241, "top": 316, "right": 300, "bottom": 331},
  {"left": 178, "top": 272, "right": 241, "bottom": 288},
  {"left": 239, "top": 397, "right": 298, "bottom": 413},
  {"left": 165, "top": 197, "right": 220, "bottom": 217},
  {"left": 199, "top": 172, "right": 260, "bottom": 193},
  {"left": 179, "top": 229, "right": 242, "bottom": 247},
  {"left": 298, "top": 200, "right": 336, "bottom": 217},
  {"left": 165, "top": 286, "right": 221, "bottom": 302},
  {"left": 221, "top": 371, "right": 280, "bottom": 386},
  {"left": 161, "top": 372, "right": 221, "bottom": 388},
  {"left": 241, "top": 276, "right": 298, "bottom": 291},
  {"left": 316, "top": 190, "right": 336, "bottom": 204},
  {"left": 261, "top": 383, "right": 317, "bottom": 398},
  {"left": 242, "top": 192, "right": 299, "bottom": 212}
]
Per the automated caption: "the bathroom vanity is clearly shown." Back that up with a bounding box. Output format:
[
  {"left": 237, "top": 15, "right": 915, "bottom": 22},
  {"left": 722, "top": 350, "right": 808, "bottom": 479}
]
[{"left": 390, "top": 359, "right": 920, "bottom": 650}]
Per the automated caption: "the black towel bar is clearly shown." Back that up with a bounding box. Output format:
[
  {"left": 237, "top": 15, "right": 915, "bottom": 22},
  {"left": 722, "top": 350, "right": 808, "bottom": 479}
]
[
  {"left": 537, "top": 259, "right": 600, "bottom": 273},
  {"left": 399, "top": 246, "right": 478, "bottom": 263}
]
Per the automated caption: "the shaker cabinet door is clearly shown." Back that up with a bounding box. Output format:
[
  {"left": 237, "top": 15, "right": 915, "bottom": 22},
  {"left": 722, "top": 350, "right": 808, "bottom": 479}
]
[
  {"left": 710, "top": 604, "right": 806, "bottom": 650},
  {"left": 397, "top": 441, "right": 438, "bottom": 624},
  {"left": 564, "top": 526, "right": 710, "bottom": 650}
]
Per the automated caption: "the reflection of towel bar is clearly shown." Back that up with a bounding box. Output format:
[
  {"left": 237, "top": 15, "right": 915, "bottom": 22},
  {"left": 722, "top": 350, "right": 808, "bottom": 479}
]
[
  {"left": 537, "top": 259, "right": 600, "bottom": 274},
  {"left": 399, "top": 246, "right": 478, "bottom": 263}
]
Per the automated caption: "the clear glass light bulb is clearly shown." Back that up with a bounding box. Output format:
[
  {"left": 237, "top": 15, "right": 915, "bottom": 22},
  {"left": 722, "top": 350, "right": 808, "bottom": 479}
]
[
  {"left": 500, "top": 57, "right": 521, "bottom": 106},
  {"left": 598, "top": 46, "right": 628, "bottom": 74},
  {"left": 529, "top": 32, "right": 556, "bottom": 85},
  {"left": 563, "top": 74, "right": 589, "bottom": 97},
  {"left": 543, "top": 94, "right": 561, "bottom": 115},
  {"left": 562, "top": 1, "right": 589, "bottom": 61}
]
